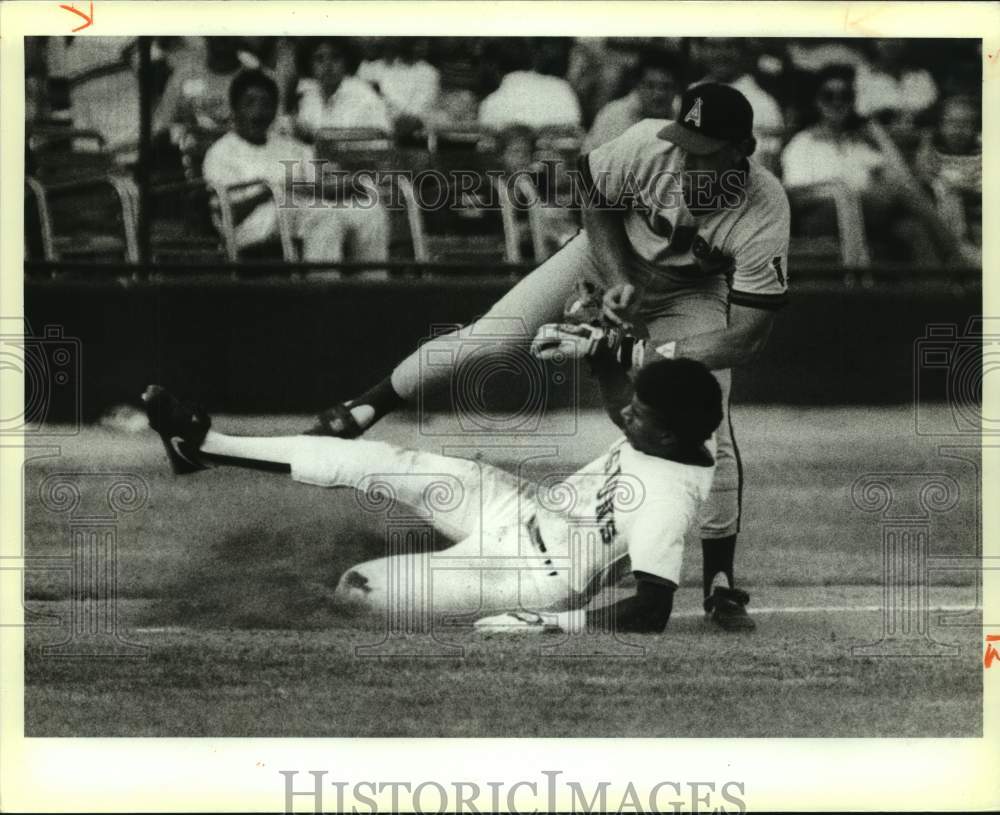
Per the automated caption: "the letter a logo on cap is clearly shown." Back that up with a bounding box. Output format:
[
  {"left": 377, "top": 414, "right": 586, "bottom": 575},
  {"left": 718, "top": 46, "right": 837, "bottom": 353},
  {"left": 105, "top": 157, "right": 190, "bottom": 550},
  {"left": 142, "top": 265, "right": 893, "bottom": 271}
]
[{"left": 684, "top": 96, "right": 703, "bottom": 128}]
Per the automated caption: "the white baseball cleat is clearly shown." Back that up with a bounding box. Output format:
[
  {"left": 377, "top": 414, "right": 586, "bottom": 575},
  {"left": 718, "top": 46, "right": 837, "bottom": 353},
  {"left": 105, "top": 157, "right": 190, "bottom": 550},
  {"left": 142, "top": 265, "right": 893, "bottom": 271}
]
[{"left": 473, "top": 611, "right": 556, "bottom": 635}]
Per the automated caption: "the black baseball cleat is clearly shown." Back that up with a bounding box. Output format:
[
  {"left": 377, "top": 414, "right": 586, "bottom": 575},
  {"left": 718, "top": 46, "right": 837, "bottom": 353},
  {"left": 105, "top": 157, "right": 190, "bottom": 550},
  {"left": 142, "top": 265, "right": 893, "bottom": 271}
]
[
  {"left": 704, "top": 586, "right": 756, "bottom": 632},
  {"left": 141, "top": 385, "right": 211, "bottom": 475}
]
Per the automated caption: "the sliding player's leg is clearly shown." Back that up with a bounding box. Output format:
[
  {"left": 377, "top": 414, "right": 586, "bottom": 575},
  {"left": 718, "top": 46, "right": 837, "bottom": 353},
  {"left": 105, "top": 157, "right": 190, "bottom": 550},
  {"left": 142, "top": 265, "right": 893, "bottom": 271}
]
[
  {"left": 309, "top": 231, "right": 602, "bottom": 437},
  {"left": 335, "top": 524, "right": 573, "bottom": 616},
  {"left": 142, "top": 382, "right": 530, "bottom": 542}
]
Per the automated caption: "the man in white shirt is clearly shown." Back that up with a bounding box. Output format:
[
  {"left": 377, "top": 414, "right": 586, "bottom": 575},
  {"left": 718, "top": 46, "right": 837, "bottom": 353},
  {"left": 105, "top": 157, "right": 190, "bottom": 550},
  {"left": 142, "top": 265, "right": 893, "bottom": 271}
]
[
  {"left": 202, "top": 70, "right": 387, "bottom": 263},
  {"left": 479, "top": 40, "right": 582, "bottom": 131},
  {"left": 142, "top": 354, "right": 725, "bottom": 635},
  {"left": 358, "top": 37, "right": 440, "bottom": 123},
  {"left": 295, "top": 38, "right": 392, "bottom": 138},
  {"left": 855, "top": 39, "right": 938, "bottom": 124}
]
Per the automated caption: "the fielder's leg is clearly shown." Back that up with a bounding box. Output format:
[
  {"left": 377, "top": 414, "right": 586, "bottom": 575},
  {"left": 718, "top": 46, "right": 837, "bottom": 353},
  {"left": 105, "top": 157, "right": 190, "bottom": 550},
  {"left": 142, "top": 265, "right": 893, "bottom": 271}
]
[
  {"left": 638, "top": 284, "right": 754, "bottom": 631},
  {"left": 308, "top": 231, "right": 600, "bottom": 437}
]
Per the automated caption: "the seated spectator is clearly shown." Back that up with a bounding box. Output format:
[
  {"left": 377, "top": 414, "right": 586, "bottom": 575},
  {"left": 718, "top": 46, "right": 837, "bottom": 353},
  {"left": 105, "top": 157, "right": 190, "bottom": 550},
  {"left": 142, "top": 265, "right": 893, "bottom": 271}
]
[
  {"left": 915, "top": 94, "right": 981, "bottom": 258},
  {"left": 358, "top": 37, "right": 440, "bottom": 125},
  {"left": 855, "top": 39, "right": 938, "bottom": 127},
  {"left": 497, "top": 125, "right": 579, "bottom": 260},
  {"left": 294, "top": 38, "right": 391, "bottom": 139},
  {"left": 583, "top": 47, "right": 681, "bottom": 151},
  {"left": 203, "top": 70, "right": 388, "bottom": 266},
  {"left": 780, "top": 64, "right": 963, "bottom": 267},
  {"left": 567, "top": 38, "right": 654, "bottom": 128},
  {"left": 425, "top": 37, "right": 489, "bottom": 126},
  {"left": 478, "top": 38, "right": 582, "bottom": 130},
  {"left": 689, "top": 38, "right": 785, "bottom": 164},
  {"left": 237, "top": 36, "right": 299, "bottom": 116},
  {"left": 154, "top": 37, "right": 242, "bottom": 137},
  {"left": 57, "top": 36, "right": 140, "bottom": 158}
]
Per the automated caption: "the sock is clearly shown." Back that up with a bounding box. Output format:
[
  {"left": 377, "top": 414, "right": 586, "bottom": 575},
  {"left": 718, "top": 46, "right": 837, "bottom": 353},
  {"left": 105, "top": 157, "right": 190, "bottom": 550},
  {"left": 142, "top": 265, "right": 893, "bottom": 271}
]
[
  {"left": 702, "top": 535, "right": 737, "bottom": 598},
  {"left": 199, "top": 430, "right": 299, "bottom": 473},
  {"left": 346, "top": 376, "right": 405, "bottom": 430}
]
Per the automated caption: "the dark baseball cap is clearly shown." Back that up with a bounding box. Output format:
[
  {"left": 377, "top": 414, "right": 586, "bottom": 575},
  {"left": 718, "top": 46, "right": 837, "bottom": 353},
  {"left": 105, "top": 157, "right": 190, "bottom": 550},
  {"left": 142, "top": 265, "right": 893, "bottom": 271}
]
[{"left": 658, "top": 82, "right": 754, "bottom": 154}]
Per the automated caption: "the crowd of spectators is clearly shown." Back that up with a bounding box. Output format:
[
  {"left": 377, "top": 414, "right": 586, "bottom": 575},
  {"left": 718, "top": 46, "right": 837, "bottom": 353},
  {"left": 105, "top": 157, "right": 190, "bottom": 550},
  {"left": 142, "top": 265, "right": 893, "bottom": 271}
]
[{"left": 25, "top": 35, "right": 982, "bottom": 267}]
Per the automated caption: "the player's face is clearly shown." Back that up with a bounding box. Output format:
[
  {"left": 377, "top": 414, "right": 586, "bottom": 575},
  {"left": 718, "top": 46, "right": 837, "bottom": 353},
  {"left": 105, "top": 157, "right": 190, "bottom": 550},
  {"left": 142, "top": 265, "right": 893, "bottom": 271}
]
[
  {"left": 233, "top": 86, "right": 277, "bottom": 145},
  {"left": 621, "top": 395, "right": 671, "bottom": 455},
  {"left": 680, "top": 146, "right": 744, "bottom": 213}
]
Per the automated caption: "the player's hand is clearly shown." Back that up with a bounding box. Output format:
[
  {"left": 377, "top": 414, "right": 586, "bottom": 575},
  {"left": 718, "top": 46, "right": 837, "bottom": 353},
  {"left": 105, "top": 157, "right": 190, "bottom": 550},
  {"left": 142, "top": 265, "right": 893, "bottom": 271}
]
[
  {"left": 562, "top": 279, "right": 604, "bottom": 325},
  {"left": 602, "top": 283, "right": 639, "bottom": 329},
  {"left": 531, "top": 323, "right": 606, "bottom": 361}
]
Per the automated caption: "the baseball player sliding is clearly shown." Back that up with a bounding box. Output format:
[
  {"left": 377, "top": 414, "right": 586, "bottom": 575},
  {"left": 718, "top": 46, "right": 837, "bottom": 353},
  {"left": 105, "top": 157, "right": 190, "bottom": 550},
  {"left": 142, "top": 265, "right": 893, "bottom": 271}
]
[
  {"left": 142, "top": 351, "right": 723, "bottom": 634},
  {"left": 309, "top": 82, "right": 791, "bottom": 630}
]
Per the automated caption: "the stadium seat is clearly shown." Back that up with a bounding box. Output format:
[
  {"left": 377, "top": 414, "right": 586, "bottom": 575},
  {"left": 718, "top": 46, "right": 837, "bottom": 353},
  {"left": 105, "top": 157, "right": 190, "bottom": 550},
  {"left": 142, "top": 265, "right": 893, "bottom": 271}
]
[
  {"left": 506, "top": 173, "right": 581, "bottom": 262},
  {"left": 146, "top": 177, "right": 227, "bottom": 265},
  {"left": 533, "top": 124, "right": 584, "bottom": 165},
  {"left": 314, "top": 127, "right": 393, "bottom": 156},
  {"left": 27, "top": 127, "right": 113, "bottom": 184},
  {"left": 24, "top": 177, "right": 56, "bottom": 262},
  {"left": 214, "top": 179, "right": 293, "bottom": 263},
  {"left": 426, "top": 125, "right": 498, "bottom": 154},
  {"left": 787, "top": 182, "right": 871, "bottom": 270},
  {"left": 402, "top": 161, "right": 521, "bottom": 265},
  {"left": 931, "top": 178, "right": 981, "bottom": 263},
  {"left": 37, "top": 173, "right": 139, "bottom": 265}
]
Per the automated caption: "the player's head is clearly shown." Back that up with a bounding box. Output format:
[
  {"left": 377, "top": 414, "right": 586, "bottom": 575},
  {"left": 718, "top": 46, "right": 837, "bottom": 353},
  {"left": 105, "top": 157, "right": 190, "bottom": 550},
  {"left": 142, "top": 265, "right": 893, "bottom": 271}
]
[
  {"left": 659, "top": 83, "right": 755, "bottom": 213},
  {"left": 620, "top": 358, "right": 723, "bottom": 458},
  {"left": 230, "top": 70, "right": 279, "bottom": 145},
  {"left": 633, "top": 47, "right": 682, "bottom": 119}
]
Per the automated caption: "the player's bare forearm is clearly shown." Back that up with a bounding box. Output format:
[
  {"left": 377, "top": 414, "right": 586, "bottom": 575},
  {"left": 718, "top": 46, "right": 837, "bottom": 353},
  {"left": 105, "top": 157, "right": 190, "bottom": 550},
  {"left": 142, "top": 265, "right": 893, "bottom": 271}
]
[
  {"left": 588, "top": 346, "right": 631, "bottom": 428},
  {"left": 582, "top": 207, "right": 632, "bottom": 288},
  {"left": 649, "top": 304, "right": 775, "bottom": 370}
]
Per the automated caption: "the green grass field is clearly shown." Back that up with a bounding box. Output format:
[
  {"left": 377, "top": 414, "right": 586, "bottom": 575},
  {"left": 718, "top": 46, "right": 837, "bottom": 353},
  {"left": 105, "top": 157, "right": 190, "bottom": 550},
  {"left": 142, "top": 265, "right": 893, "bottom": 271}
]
[{"left": 22, "top": 405, "right": 982, "bottom": 737}]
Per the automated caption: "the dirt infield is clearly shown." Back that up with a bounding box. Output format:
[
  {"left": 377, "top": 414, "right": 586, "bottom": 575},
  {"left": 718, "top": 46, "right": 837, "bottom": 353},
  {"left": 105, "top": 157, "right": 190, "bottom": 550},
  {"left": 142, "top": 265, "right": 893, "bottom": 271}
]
[{"left": 21, "top": 406, "right": 983, "bottom": 737}]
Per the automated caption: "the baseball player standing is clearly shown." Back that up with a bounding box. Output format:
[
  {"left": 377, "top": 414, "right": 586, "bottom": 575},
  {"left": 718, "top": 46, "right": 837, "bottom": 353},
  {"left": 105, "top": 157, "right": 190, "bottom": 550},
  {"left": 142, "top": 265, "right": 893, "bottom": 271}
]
[
  {"left": 310, "top": 83, "right": 790, "bottom": 631},
  {"left": 141, "top": 354, "right": 723, "bottom": 633}
]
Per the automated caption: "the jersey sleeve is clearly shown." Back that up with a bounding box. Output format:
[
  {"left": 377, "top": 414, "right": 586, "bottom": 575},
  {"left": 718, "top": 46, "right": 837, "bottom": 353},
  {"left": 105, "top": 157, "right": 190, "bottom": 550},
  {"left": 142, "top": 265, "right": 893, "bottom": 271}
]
[
  {"left": 626, "top": 494, "right": 696, "bottom": 586},
  {"left": 728, "top": 176, "right": 791, "bottom": 310},
  {"left": 579, "top": 119, "right": 663, "bottom": 208}
]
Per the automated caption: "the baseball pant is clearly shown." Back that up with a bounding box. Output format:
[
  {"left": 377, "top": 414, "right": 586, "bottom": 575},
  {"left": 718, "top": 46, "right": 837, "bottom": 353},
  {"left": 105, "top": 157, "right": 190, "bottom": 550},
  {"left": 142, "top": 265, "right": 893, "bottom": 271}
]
[
  {"left": 287, "top": 436, "right": 572, "bottom": 614},
  {"left": 389, "top": 230, "right": 741, "bottom": 539}
]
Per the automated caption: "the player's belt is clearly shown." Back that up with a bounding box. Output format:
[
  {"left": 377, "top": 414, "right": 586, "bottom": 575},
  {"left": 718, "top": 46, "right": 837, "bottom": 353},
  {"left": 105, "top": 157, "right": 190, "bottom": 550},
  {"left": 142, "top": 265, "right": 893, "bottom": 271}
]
[{"left": 526, "top": 515, "right": 547, "bottom": 553}]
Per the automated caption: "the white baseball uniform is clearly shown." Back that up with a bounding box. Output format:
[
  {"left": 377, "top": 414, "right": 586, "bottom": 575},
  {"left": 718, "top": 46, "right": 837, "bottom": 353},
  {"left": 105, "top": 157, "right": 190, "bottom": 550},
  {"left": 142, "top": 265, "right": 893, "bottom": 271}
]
[
  {"left": 290, "top": 434, "right": 714, "bottom": 614},
  {"left": 390, "top": 118, "right": 789, "bottom": 540}
]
